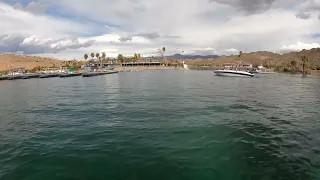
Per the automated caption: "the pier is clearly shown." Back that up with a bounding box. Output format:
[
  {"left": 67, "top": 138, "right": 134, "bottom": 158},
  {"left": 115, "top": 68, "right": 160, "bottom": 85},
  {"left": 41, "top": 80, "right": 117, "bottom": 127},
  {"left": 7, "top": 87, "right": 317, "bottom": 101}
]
[
  {"left": 59, "top": 73, "right": 82, "bottom": 78},
  {"left": 0, "top": 71, "right": 119, "bottom": 81}
]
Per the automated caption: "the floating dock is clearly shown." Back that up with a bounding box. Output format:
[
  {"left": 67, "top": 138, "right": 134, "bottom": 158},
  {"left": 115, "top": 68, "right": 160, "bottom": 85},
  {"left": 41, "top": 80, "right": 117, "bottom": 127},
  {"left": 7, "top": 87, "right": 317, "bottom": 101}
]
[
  {"left": 39, "top": 74, "right": 60, "bottom": 78},
  {"left": 0, "top": 71, "right": 118, "bottom": 81},
  {"left": 22, "top": 74, "right": 40, "bottom": 79},
  {"left": 7, "top": 75, "right": 23, "bottom": 80},
  {"left": 3, "top": 74, "right": 40, "bottom": 80},
  {"left": 0, "top": 76, "right": 9, "bottom": 81},
  {"left": 59, "top": 73, "right": 82, "bottom": 78},
  {"left": 82, "top": 71, "right": 118, "bottom": 77}
]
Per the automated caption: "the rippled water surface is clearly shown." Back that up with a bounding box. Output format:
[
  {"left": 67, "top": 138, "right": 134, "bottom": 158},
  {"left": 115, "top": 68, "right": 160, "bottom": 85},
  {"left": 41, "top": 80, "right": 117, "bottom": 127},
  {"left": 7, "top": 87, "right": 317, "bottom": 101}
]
[{"left": 0, "top": 71, "right": 319, "bottom": 180}]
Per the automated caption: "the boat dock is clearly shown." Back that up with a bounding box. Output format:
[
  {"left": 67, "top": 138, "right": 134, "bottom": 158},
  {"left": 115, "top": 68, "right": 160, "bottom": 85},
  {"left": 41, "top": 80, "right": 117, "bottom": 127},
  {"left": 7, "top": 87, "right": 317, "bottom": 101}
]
[
  {"left": 0, "top": 71, "right": 119, "bottom": 81},
  {"left": 59, "top": 73, "right": 82, "bottom": 78},
  {"left": 39, "top": 74, "right": 60, "bottom": 78}
]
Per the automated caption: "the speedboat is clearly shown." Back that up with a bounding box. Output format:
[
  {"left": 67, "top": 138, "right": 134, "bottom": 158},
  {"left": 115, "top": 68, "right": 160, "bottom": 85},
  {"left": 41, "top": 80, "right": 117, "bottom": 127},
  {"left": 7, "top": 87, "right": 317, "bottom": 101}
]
[{"left": 214, "top": 69, "right": 254, "bottom": 77}]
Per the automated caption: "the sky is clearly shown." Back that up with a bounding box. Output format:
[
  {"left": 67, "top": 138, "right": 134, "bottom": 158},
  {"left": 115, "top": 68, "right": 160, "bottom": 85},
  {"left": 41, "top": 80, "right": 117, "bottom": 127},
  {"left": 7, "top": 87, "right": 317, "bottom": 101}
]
[{"left": 0, "top": 0, "right": 320, "bottom": 60}]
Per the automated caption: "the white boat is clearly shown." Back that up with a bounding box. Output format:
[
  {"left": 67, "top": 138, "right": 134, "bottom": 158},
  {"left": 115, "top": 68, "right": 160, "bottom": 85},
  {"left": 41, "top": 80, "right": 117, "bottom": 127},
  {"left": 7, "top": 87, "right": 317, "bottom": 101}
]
[
  {"left": 249, "top": 66, "right": 275, "bottom": 74},
  {"left": 182, "top": 61, "right": 189, "bottom": 70},
  {"left": 214, "top": 60, "right": 255, "bottom": 77},
  {"left": 214, "top": 69, "right": 254, "bottom": 77},
  {"left": 105, "top": 65, "right": 115, "bottom": 71}
]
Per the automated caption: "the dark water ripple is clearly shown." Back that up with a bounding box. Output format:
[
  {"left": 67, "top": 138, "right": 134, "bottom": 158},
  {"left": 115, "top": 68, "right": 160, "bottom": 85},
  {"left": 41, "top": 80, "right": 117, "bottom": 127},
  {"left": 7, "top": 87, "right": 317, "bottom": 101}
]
[{"left": 0, "top": 71, "right": 319, "bottom": 180}]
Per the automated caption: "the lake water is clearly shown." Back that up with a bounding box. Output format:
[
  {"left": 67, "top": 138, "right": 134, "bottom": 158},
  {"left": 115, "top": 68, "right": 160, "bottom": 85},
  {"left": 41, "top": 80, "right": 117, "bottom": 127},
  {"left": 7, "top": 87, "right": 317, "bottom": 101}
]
[{"left": 0, "top": 70, "right": 319, "bottom": 180}]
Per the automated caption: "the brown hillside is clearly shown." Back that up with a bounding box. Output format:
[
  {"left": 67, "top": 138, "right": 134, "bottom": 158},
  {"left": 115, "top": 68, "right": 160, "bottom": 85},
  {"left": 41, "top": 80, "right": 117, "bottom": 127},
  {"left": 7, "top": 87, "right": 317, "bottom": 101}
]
[
  {"left": 185, "top": 48, "right": 320, "bottom": 69},
  {"left": 0, "top": 54, "right": 63, "bottom": 71}
]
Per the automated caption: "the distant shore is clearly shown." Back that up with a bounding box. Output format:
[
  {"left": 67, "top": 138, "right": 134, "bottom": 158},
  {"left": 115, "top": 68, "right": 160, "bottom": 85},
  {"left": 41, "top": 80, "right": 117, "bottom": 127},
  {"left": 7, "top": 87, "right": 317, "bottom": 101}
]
[{"left": 115, "top": 66, "right": 184, "bottom": 71}]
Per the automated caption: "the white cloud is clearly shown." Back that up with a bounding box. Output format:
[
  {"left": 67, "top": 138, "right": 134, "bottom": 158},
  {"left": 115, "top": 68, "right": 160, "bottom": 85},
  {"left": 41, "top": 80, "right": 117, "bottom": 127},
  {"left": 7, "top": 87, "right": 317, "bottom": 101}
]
[
  {"left": 0, "top": 2, "right": 96, "bottom": 38},
  {"left": 281, "top": 41, "right": 320, "bottom": 52},
  {"left": 299, "top": 0, "right": 320, "bottom": 11},
  {"left": 183, "top": 47, "right": 217, "bottom": 56},
  {"left": 225, "top": 48, "right": 239, "bottom": 52},
  {"left": 0, "top": 34, "right": 95, "bottom": 54},
  {"left": 13, "top": 1, "right": 48, "bottom": 14},
  {"left": 296, "top": 12, "right": 311, "bottom": 19},
  {"left": 1, "top": 0, "right": 320, "bottom": 59}
]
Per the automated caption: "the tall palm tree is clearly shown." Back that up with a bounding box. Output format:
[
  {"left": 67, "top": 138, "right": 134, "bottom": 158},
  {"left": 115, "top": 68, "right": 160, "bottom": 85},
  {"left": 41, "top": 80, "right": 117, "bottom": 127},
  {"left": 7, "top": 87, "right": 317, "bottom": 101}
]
[
  {"left": 302, "top": 56, "right": 308, "bottom": 75},
  {"left": 96, "top": 53, "right": 100, "bottom": 59},
  {"left": 101, "top": 52, "right": 106, "bottom": 68},
  {"left": 162, "top": 47, "right": 166, "bottom": 65},
  {"left": 90, "top": 53, "right": 95, "bottom": 61},
  {"left": 84, "top": 54, "right": 88, "bottom": 65},
  {"left": 158, "top": 47, "right": 166, "bottom": 66}
]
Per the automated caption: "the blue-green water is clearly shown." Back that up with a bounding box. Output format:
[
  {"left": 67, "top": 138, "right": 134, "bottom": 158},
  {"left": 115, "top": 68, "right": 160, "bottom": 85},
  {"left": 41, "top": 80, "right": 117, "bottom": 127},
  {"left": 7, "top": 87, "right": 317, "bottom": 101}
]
[{"left": 0, "top": 71, "right": 319, "bottom": 180}]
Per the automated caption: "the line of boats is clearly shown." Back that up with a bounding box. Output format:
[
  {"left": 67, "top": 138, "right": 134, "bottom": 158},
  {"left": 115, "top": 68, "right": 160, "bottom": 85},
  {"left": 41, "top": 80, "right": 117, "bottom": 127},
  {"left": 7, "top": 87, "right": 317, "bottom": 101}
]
[{"left": 0, "top": 71, "right": 119, "bottom": 81}]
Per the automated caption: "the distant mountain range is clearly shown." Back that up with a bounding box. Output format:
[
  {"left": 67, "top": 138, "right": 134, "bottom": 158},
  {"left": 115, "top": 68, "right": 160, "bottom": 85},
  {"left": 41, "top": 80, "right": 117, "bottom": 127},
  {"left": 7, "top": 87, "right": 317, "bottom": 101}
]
[{"left": 145, "top": 54, "right": 219, "bottom": 59}]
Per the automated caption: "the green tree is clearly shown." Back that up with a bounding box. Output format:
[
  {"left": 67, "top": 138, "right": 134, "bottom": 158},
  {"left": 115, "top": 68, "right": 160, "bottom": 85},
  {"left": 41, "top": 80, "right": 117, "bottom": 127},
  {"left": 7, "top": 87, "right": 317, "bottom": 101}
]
[
  {"left": 84, "top": 54, "right": 88, "bottom": 61},
  {"left": 302, "top": 56, "right": 308, "bottom": 75},
  {"left": 118, "top": 54, "right": 124, "bottom": 63},
  {"left": 290, "top": 60, "right": 297, "bottom": 67},
  {"left": 134, "top": 53, "right": 138, "bottom": 61},
  {"left": 290, "top": 60, "right": 297, "bottom": 72},
  {"left": 96, "top": 53, "right": 100, "bottom": 59}
]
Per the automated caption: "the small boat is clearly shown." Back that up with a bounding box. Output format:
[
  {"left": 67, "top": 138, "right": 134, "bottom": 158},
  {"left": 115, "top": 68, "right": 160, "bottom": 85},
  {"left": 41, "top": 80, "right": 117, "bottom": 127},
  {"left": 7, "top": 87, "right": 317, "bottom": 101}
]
[
  {"left": 183, "top": 61, "right": 189, "bottom": 70},
  {"left": 249, "top": 66, "right": 275, "bottom": 74},
  {"left": 214, "top": 69, "right": 254, "bottom": 77},
  {"left": 105, "top": 65, "right": 115, "bottom": 71}
]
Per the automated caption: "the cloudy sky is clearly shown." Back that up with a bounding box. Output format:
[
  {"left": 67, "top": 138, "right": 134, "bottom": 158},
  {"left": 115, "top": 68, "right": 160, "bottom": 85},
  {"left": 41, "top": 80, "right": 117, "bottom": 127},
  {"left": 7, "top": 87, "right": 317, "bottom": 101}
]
[{"left": 0, "top": 0, "right": 320, "bottom": 59}]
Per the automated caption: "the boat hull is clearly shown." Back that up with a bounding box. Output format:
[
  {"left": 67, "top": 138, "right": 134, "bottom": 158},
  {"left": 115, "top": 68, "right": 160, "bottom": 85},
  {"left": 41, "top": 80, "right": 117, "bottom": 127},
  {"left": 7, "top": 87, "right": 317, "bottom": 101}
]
[{"left": 214, "top": 70, "right": 254, "bottom": 77}]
